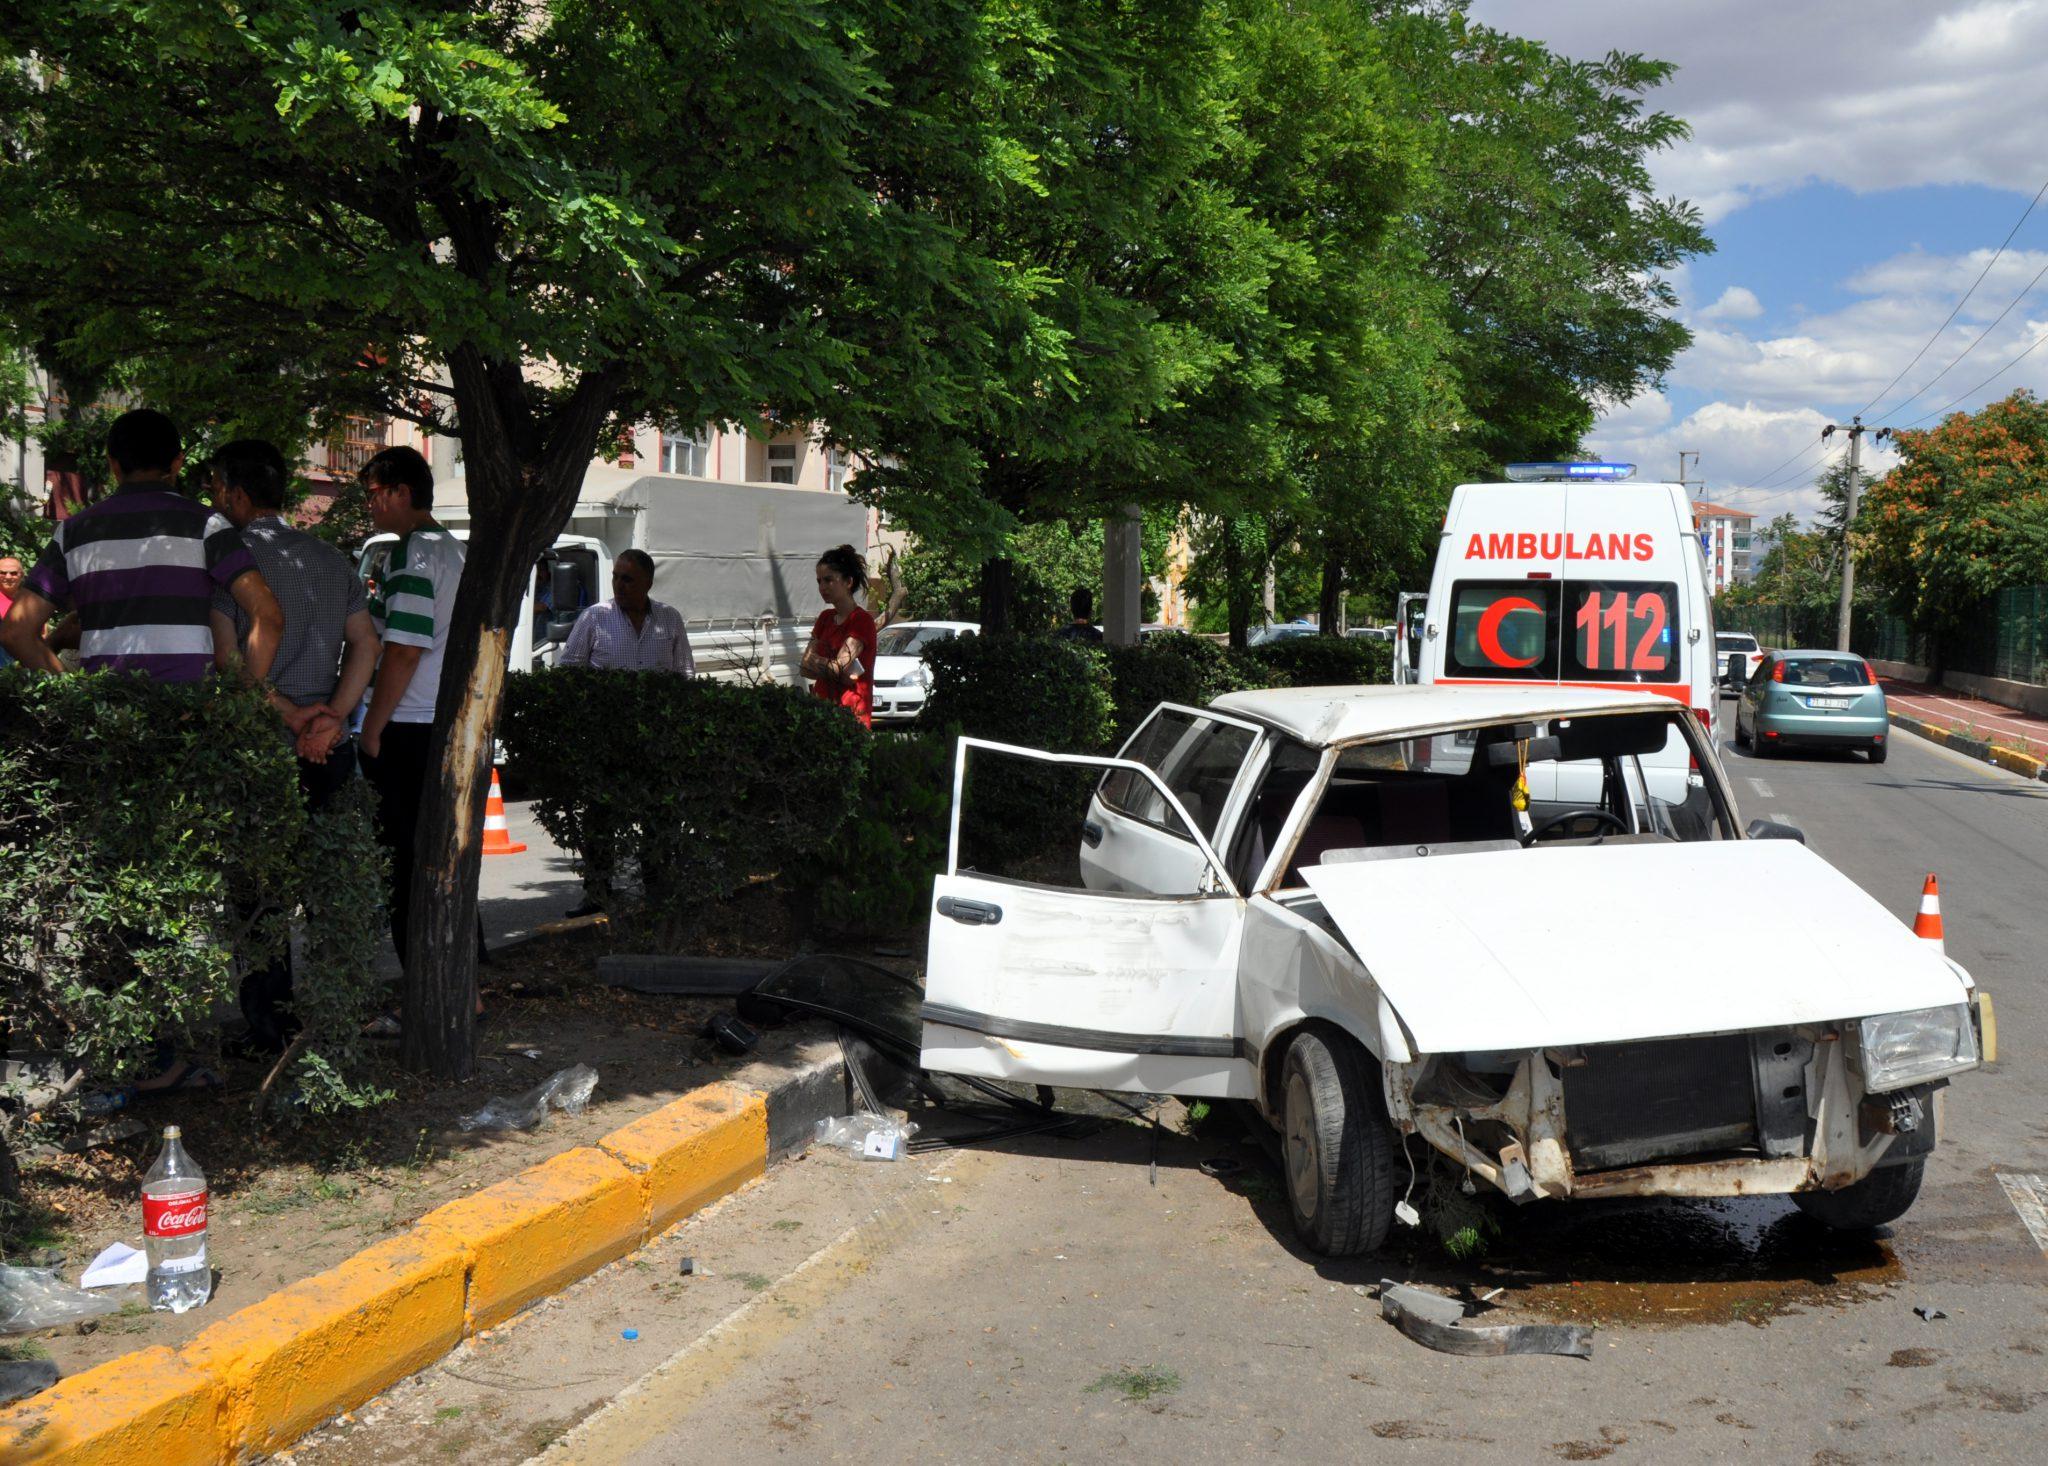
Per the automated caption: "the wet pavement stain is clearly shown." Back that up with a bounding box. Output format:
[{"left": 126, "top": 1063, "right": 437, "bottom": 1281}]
[{"left": 1465, "top": 1195, "right": 1902, "bottom": 1327}]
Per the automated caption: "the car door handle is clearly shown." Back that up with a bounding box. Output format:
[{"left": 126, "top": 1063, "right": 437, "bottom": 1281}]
[
  {"left": 1081, "top": 820, "right": 1104, "bottom": 848},
  {"left": 936, "top": 896, "right": 1003, "bottom": 926}
]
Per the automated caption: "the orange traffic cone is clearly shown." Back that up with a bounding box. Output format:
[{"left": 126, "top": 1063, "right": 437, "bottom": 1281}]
[
  {"left": 1912, "top": 873, "right": 1942, "bottom": 952},
  {"left": 482, "top": 768, "right": 526, "bottom": 855}
]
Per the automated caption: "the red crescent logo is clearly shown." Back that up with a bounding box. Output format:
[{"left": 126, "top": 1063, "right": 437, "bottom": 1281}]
[{"left": 1477, "top": 597, "right": 1541, "bottom": 668}]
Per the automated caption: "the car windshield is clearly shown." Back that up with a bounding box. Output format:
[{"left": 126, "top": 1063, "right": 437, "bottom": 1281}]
[
  {"left": 875, "top": 625, "right": 955, "bottom": 657},
  {"left": 1250, "top": 709, "right": 1727, "bottom": 886},
  {"left": 1779, "top": 658, "right": 1872, "bottom": 687}
]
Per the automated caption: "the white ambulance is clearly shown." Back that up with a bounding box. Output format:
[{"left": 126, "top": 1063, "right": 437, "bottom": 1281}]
[{"left": 1418, "top": 462, "right": 1721, "bottom": 832}]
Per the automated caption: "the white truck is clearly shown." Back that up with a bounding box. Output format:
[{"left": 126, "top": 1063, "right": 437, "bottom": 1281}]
[{"left": 356, "top": 477, "right": 871, "bottom": 682}]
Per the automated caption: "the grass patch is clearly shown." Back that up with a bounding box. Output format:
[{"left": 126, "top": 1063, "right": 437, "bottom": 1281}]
[
  {"left": 1086, "top": 1366, "right": 1182, "bottom": 1404},
  {"left": 732, "top": 1271, "right": 772, "bottom": 1292},
  {"left": 0, "top": 1340, "right": 51, "bottom": 1363},
  {"left": 434, "top": 1406, "right": 463, "bottom": 1423},
  {"left": 771, "top": 1220, "right": 803, "bottom": 1233}
]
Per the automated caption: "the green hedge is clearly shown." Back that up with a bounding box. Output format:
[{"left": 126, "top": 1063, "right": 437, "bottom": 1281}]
[
  {"left": 0, "top": 672, "right": 387, "bottom": 1115},
  {"left": 1104, "top": 636, "right": 1266, "bottom": 743},
  {"left": 501, "top": 672, "right": 867, "bottom": 938},
  {"left": 802, "top": 730, "right": 952, "bottom": 938},
  {"left": 1249, "top": 635, "right": 1391, "bottom": 688}
]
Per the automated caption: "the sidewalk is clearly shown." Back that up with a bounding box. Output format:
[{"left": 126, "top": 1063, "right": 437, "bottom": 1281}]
[
  {"left": 478, "top": 798, "right": 582, "bottom": 948},
  {"left": 1881, "top": 677, "right": 2048, "bottom": 779}
]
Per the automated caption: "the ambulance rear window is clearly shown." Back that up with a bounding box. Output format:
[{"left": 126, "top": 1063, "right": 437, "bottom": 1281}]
[
  {"left": 1447, "top": 582, "right": 1558, "bottom": 678},
  {"left": 1447, "top": 579, "right": 1683, "bottom": 683}
]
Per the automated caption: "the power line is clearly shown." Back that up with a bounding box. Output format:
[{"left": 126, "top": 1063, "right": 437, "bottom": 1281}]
[
  {"left": 1877, "top": 257, "right": 2048, "bottom": 419},
  {"left": 1900, "top": 326, "right": 2048, "bottom": 428},
  {"left": 1742, "top": 430, "right": 1830, "bottom": 494},
  {"left": 1857, "top": 173, "right": 2048, "bottom": 418}
]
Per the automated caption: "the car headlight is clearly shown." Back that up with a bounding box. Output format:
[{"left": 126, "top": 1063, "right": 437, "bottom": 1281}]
[
  {"left": 1856, "top": 1004, "right": 1979, "bottom": 1092},
  {"left": 911, "top": 663, "right": 933, "bottom": 688}
]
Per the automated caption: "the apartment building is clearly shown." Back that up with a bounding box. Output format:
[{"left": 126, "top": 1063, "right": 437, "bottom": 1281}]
[{"left": 1691, "top": 499, "right": 1754, "bottom": 596}]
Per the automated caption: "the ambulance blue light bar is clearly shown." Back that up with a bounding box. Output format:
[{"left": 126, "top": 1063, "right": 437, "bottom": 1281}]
[{"left": 1503, "top": 461, "right": 1637, "bottom": 482}]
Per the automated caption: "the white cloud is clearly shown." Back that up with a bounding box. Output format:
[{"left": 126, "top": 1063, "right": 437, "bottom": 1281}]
[
  {"left": 1468, "top": 1, "right": 2048, "bottom": 221},
  {"left": 1697, "top": 286, "right": 1763, "bottom": 322}
]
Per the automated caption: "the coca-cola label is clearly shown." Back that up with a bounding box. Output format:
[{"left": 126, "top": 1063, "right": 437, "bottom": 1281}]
[{"left": 144, "top": 1188, "right": 208, "bottom": 1238}]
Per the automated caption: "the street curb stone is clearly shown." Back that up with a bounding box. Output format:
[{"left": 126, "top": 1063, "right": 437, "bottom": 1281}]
[
  {"left": 1889, "top": 711, "right": 2048, "bottom": 781},
  {"left": 0, "top": 1033, "right": 849, "bottom": 1464}
]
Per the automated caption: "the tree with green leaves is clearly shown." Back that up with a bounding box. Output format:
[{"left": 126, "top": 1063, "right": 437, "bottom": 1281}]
[
  {"left": 1859, "top": 391, "right": 2048, "bottom": 670},
  {"left": 0, "top": 2, "right": 1031, "bottom": 1078}
]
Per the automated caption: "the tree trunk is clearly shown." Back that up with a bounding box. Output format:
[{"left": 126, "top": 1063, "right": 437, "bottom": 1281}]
[
  {"left": 399, "top": 352, "right": 621, "bottom": 1080},
  {"left": 1318, "top": 551, "right": 1344, "bottom": 635},
  {"left": 978, "top": 556, "right": 1016, "bottom": 635},
  {"left": 1224, "top": 522, "right": 1250, "bottom": 652}
]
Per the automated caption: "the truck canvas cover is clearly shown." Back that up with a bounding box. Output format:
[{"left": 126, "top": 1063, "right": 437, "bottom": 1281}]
[{"left": 1300, "top": 840, "right": 1963, "bottom": 1053}]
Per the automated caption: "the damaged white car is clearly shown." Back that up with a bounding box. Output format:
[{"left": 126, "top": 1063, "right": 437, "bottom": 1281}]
[{"left": 919, "top": 685, "right": 1987, "bottom": 1256}]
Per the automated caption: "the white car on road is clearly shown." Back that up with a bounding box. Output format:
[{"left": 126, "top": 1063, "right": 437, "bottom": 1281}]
[
  {"left": 1716, "top": 630, "right": 1766, "bottom": 691},
  {"left": 870, "top": 621, "right": 978, "bottom": 725},
  {"left": 920, "top": 684, "right": 1985, "bottom": 1254}
]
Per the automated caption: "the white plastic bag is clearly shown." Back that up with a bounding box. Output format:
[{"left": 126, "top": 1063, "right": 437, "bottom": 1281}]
[
  {"left": 1, "top": 1266, "right": 123, "bottom": 1334},
  {"left": 812, "top": 1112, "right": 918, "bottom": 1160},
  {"left": 458, "top": 1064, "right": 599, "bottom": 1133}
]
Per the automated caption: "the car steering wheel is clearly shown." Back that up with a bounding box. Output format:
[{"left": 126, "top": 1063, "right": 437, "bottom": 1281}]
[{"left": 1526, "top": 807, "right": 1628, "bottom": 845}]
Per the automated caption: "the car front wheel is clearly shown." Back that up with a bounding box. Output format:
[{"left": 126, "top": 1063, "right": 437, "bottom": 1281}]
[
  {"left": 1792, "top": 1158, "right": 1923, "bottom": 1230},
  {"left": 1281, "top": 1029, "right": 1398, "bottom": 1256}
]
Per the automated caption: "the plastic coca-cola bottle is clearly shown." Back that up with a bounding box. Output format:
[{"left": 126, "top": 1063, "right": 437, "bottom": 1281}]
[{"left": 142, "top": 1125, "right": 211, "bottom": 1313}]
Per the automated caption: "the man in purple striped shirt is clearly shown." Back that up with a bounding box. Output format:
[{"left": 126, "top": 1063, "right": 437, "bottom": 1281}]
[{"left": 1, "top": 409, "right": 283, "bottom": 681}]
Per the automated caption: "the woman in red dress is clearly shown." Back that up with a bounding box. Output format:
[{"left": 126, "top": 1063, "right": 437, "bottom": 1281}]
[{"left": 801, "top": 545, "right": 877, "bottom": 727}]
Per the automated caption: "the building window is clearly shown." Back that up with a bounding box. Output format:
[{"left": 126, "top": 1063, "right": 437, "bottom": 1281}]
[
  {"left": 827, "top": 445, "right": 850, "bottom": 494},
  {"left": 767, "top": 442, "right": 798, "bottom": 485},
  {"left": 327, "top": 414, "right": 390, "bottom": 477},
  {"left": 660, "top": 427, "right": 709, "bottom": 476}
]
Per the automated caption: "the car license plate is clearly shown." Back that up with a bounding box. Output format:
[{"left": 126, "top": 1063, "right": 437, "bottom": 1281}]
[{"left": 1808, "top": 696, "right": 1852, "bottom": 710}]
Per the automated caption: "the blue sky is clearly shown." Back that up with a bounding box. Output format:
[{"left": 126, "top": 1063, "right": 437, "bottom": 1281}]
[{"left": 1469, "top": 1, "right": 2048, "bottom": 522}]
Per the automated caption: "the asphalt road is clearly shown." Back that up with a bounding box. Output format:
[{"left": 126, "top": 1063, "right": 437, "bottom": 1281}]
[{"left": 301, "top": 720, "right": 2048, "bottom": 1466}]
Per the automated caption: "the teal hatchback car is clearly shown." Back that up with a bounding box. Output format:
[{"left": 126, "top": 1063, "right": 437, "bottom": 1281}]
[{"left": 1734, "top": 650, "right": 1889, "bottom": 763}]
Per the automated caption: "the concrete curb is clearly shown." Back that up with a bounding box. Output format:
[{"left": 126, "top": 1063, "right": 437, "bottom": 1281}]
[
  {"left": 0, "top": 1043, "right": 848, "bottom": 1464},
  {"left": 1889, "top": 710, "right": 2048, "bottom": 782}
]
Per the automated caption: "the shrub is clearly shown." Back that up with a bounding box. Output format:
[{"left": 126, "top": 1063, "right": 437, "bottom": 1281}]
[
  {"left": 501, "top": 671, "right": 867, "bottom": 939},
  {"left": 920, "top": 635, "right": 1114, "bottom": 869},
  {"left": 1249, "top": 635, "right": 1391, "bottom": 688},
  {"left": 1105, "top": 635, "right": 1268, "bottom": 742},
  {"left": 802, "top": 730, "right": 952, "bottom": 937},
  {"left": 0, "top": 672, "right": 387, "bottom": 1117}
]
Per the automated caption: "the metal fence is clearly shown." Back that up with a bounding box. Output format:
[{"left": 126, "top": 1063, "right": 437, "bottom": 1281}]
[{"left": 1717, "top": 589, "right": 2048, "bottom": 684}]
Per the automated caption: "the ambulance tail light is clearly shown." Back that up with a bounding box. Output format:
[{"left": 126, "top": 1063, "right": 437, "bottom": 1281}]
[{"left": 1689, "top": 706, "right": 1713, "bottom": 771}]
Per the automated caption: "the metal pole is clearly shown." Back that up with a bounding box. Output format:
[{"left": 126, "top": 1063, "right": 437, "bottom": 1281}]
[{"left": 1835, "top": 417, "right": 1861, "bottom": 652}]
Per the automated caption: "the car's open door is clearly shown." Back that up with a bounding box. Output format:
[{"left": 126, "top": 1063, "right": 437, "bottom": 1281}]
[{"left": 921, "top": 737, "right": 1255, "bottom": 1099}]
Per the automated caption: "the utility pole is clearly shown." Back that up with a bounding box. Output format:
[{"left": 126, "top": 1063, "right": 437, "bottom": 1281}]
[
  {"left": 1677, "top": 450, "right": 1699, "bottom": 491},
  {"left": 1822, "top": 416, "right": 1895, "bottom": 651}
]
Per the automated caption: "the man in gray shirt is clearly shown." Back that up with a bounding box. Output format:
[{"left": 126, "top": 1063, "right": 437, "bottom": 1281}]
[{"left": 207, "top": 439, "right": 380, "bottom": 1052}]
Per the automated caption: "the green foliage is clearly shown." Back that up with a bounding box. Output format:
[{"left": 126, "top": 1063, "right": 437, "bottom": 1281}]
[
  {"left": 803, "top": 731, "right": 952, "bottom": 938},
  {"left": 0, "top": 673, "right": 387, "bottom": 1113},
  {"left": 896, "top": 513, "right": 1178, "bottom": 630},
  {"left": 1860, "top": 391, "right": 2048, "bottom": 650},
  {"left": 500, "top": 671, "right": 866, "bottom": 939},
  {"left": 1249, "top": 636, "right": 1390, "bottom": 689},
  {"left": 1103, "top": 636, "right": 1264, "bottom": 743}
]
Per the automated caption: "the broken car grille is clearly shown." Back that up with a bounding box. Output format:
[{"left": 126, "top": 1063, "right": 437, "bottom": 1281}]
[{"left": 1563, "top": 1034, "right": 1758, "bottom": 1171}]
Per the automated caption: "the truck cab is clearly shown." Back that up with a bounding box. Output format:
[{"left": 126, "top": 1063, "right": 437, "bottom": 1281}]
[{"left": 357, "top": 531, "right": 611, "bottom": 675}]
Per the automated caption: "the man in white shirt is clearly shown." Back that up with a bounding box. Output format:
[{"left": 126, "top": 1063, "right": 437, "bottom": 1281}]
[
  {"left": 557, "top": 549, "right": 693, "bottom": 674},
  {"left": 556, "top": 548, "right": 691, "bottom": 916}
]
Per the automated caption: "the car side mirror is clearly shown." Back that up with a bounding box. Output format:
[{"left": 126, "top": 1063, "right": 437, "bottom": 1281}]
[
  {"left": 1723, "top": 654, "right": 1747, "bottom": 687},
  {"left": 1745, "top": 818, "right": 1804, "bottom": 844}
]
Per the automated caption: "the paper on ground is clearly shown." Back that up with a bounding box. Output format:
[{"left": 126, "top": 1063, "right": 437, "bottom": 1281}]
[{"left": 81, "top": 1242, "right": 147, "bottom": 1288}]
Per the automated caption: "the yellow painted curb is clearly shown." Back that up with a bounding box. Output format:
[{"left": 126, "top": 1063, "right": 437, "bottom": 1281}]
[
  {"left": 0, "top": 1073, "right": 789, "bottom": 1461},
  {"left": 600, "top": 1083, "right": 767, "bottom": 1233},
  {"left": 1987, "top": 744, "right": 2046, "bottom": 779},
  {"left": 418, "top": 1145, "right": 650, "bottom": 1333},
  {"left": 181, "top": 1227, "right": 469, "bottom": 1457},
  {"left": 0, "top": 1345, "right": 224, "bottom": 1466}
]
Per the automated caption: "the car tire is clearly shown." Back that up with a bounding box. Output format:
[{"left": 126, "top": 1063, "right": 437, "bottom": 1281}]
[
  {"left": 1869, "top": 743, "right": 1888, "bottom": 765},
  {"left": 1280, "top": 1029, "right": 1397, "bottom": 1256},
  {"left": 1734, "top": 715, "right": 1750, "bottom": 749},
  {"left": 1792, "top": 1158, "right": 1923, "bottom": 1231}
]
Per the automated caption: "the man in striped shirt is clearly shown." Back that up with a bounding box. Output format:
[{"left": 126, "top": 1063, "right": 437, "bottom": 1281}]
[{"left": 1, "top": 410, "right": 284, "bottom": 680}]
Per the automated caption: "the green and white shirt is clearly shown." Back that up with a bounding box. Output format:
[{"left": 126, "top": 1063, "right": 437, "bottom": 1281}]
[{"left": 368, "top": 526, "right": 465, "bottom": 725}]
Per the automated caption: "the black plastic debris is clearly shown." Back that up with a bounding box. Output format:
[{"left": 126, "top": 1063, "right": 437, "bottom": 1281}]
[
  {"left": 1913, "top": 1304, "right": 1948, "bottom": 1322},
  {"left": 679, "top": 1257, "right": 696, "bottom": 1277},
  {"left": 1198, "top": 1157, "right": 1245, "bottom": 1179},
  {"left": 1378, "top": 1281, "right": 1592, "bottom": 1359},
  {"left": 704, "top": 1014, "right": 759, "bottom": 1056},
  {"left": 0, "top": 1359, "right": 59, "bottom": 1408}
]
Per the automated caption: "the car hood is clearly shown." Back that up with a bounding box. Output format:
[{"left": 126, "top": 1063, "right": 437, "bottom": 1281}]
[{"left": 1300, "top": 841, "right": 1967, "bottom": 1053}]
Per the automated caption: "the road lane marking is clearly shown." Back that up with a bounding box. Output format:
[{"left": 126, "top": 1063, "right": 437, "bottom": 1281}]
[
  {"left": 1748, "top": 778, "right": 1775, "bottom": 798},
  {"left": 1997, "top": 1173, "right": 2048, "bottom": 1255},
  {"left": 537, "top": 1163, "right": 979, "bottom": 1464}
]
